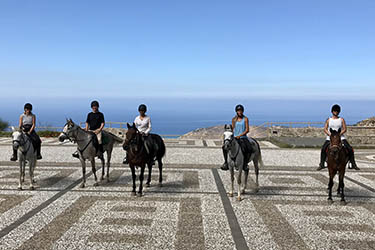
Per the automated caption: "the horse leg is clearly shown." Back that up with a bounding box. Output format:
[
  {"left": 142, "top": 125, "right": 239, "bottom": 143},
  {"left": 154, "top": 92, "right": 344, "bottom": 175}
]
[
  {"left": 130, "top": 164, "right": 136, "bottom": 196},
  {"left": 339, "top": 170, "right": 346, "bottom": 205},
  {"left": 254, "top": 158, "right": 260, "bottom": 190},
  {"left": 106, "top": 149, "right": 112, "bottom": 182},
  {"left": 229, "top": 166, "right": 234, "bottom": 197},
  {"left": 328, "top": 176, "right": 334, "bottom": 203},
  {"left": 242, "top": 169, "right": 249, "bottom": 194},
  {"left": 29, "top": 160, "right": 35, "bottom": 190},
  {"left": 91, "top": 159, "right": 99, "bottom": 186},
  {"left": 237, "top": 170, "right": 242, "bottom": 201},
  {"left": 138, "top": 164, "right": 145, "bottom": 197},
  {"left": 146, "top": 161, "right": 152, "bottom": 187},
  {"left": 18, "top": 158, "right": 23, "bottom": 190},
  {"left": 21, "top": 158, "right": 25, "bottom": 183},
  {"left": 80, "top": 159, "right": 86, "bottom": 188},
  {"left": 158, "top": 158, "right": 163, "bottom": 187}
]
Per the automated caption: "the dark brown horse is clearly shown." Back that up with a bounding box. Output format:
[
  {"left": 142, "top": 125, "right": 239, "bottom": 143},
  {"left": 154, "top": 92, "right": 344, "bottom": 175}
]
[
  {"left": 122, "top": 123, "right": 166, "bottom": 196},
  {"left": 327, "top": 128, "right": 349, "bottom": 204}
]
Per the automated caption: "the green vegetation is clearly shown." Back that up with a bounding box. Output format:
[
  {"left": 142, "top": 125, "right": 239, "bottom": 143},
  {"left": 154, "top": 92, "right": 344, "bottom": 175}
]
[{"left": 0, "top": 118, "right": 9, "bottom": 131}]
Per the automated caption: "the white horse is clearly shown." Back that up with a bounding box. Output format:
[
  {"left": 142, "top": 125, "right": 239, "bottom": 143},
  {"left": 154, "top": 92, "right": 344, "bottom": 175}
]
[
  {"left": 223, "top": 129, "right": 263, "bottom": 201},
  {"left": 11, "top": 127, "right": 37, "bottom": 190}
]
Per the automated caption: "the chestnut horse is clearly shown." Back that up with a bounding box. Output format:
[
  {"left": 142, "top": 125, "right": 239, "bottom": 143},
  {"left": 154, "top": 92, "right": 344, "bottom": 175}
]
[
  {"left": 327, "top": 128, "right": 349, "bottom": 205},
  {"left": 122, "top": 123, "right": 166, "bottom": 196}
]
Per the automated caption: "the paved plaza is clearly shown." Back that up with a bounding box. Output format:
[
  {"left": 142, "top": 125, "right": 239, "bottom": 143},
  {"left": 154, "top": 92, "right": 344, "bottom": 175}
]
[{"left": 0, "top": 140, "right": 374, "bottom": 250}]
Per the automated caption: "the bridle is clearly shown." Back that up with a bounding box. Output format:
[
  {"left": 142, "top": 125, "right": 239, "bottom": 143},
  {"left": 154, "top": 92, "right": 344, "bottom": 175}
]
[
  {"left": 13, "top": 132, "right": 31, "bottom": 155},
  {"left": 63, "top": 122, "right": 94, "bottom": 155}
]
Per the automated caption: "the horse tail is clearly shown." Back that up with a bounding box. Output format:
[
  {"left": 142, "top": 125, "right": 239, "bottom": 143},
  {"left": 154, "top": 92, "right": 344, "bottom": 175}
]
[
  {"left": 156, "top": 135, "right": 166, "bottom": 159},
  {"left": 254, "top": 139, "right": 264, "bottom": 168}
]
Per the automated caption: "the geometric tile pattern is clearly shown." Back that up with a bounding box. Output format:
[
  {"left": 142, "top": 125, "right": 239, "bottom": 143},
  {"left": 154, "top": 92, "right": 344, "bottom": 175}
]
[{"left": 0, "top": 163, "right": 374, "bottom": 250}]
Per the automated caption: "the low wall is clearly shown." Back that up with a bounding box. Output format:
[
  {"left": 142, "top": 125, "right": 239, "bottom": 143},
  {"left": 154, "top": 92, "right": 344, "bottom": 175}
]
[{"left": 269, "top": 126, "right": 375, "bottom": 145}]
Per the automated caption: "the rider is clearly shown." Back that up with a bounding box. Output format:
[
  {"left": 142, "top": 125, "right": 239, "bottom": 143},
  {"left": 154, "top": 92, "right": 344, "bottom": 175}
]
[
  {"left": 221, "top": 104, "right": 251, "bottom": 171},
  {"left": 123, "top": 104, "right": 152, "bottom": 164},
  {"left": 316, "top": 104, "right": 360, "bottom": 171},
  {"left": 72, "top": 100, "right": 105, "bottom": 158},
  {"left": 10, "top": 103, "right": 42, "bottom": 161}
]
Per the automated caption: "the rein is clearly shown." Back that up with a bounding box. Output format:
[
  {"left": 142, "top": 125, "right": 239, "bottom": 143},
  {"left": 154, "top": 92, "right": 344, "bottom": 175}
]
[{"left": 64, "top": 124, "right": 95, "bottom": 155}]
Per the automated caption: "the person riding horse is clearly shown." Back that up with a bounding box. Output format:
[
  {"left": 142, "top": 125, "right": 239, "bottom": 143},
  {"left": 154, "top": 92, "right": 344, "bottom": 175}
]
[
  {"left": 317, "top": 104, "right": 360, "bottom": 171},
  {"left": 10, "top": 103, "right": 42, "bottom": 161},
  {"left": 72, "top": 100, "right": 105, "bottom": 158},
  {"left": 123, "top": 104, "right": 153, "bottom": 164},
  {"left": 221, "top": 104, "right": 252, "bottom": 171}
]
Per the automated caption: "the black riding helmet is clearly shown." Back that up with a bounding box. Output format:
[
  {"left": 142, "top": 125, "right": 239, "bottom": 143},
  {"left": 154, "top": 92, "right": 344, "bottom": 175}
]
[
  {"left": 331, "top": 104, "right": 341, "bottom": 113},
  {"left": 138, "top": 104, "right": 147, "bottom": 112},
  {"left": 24, "top": 103, "right": 32, "bottom": 111},
  {"left": 91, "top": 100, "right": 99, "bottom": 108},
  {"left": 235, "top": 104, "right": 244, "bottom": 112}
]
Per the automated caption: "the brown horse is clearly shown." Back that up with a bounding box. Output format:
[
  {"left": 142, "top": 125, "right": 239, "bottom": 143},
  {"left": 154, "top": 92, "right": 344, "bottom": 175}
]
[
  {"left": 327, "top": 128, "right": 349, "bottom": 205},
  {"left": 122, "top": 123, "right": 166, "bottom": 197}
]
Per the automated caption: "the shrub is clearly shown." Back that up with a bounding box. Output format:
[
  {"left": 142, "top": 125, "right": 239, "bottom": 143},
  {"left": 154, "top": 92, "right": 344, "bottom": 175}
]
[{"left": 0, "top": 118, "right": 9, "bottom": 131}]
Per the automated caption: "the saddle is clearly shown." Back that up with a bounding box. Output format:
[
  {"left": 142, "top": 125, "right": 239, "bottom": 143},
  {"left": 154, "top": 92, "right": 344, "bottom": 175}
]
[{"left": 237, "top": 138, "right": 253, "bottom": 162}]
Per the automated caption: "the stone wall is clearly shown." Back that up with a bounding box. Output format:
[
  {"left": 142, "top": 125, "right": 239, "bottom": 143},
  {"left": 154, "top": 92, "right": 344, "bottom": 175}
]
[{"left": 269, "top": 126, "right": 375, "bottom": 145}]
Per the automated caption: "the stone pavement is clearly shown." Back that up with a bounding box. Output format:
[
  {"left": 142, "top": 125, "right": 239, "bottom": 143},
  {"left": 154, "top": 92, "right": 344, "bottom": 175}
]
[{"left": 0, "top": 142, "right": 374, "bottom": 250}]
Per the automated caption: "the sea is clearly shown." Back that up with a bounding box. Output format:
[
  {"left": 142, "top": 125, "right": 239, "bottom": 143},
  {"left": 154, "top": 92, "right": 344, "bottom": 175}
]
[{"left": 1, "top": 97, "right": 374, "bottom": 135}]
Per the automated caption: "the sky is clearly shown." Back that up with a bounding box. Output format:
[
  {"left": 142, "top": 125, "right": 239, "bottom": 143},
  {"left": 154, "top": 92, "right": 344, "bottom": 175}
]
[{"left": 0, "top": 0, "right": 374, "bottom": 100}]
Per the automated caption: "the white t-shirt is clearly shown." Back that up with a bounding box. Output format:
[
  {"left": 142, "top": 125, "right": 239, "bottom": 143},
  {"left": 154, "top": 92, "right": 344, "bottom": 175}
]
[
  {"left": 134, "top": 115, "right": 151, "bottom": 135},
  {"left": 326, "top": 117, "right": 346, "bottom": 141}
]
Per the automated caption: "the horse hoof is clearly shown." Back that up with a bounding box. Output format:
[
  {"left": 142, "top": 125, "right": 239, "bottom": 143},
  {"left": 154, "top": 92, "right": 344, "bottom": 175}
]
[
  {"left": 32, "top": 180, "right": 37, "bottom": 184},
  {"left": 131, "top": 191, "right": 136, "bottom": 196},
  {"left": 341, "top": 200, "right": 347, "bottom": 206},
  {"left": 146, "top": 183, "right": 151, "bottom": 188},
  {"left": 237, "top": 197, "right": 242, "bottom": 202},
  {"left": 80, "top": 183, "right": 85, "bottom": 188},
  {"left": 30, "top": 186, "right": 35, "bottom": 190},
  {"left": 327, "top": 199, "right": 333, "bottom": 204},
  {"left": 93, "top": 182, "right": 99, "bottom": 187},
  {"left": 137, "top": 192, "right": 143, "bottom": 197},
  {"left": 106, "top": 178, "right": 110, "bottom": 183},
  {"left": 228, "top": 193, "right": 233, "bottom": 197},
  {"left": 18, "top": 186, "right": 22, "bottom": 190}
]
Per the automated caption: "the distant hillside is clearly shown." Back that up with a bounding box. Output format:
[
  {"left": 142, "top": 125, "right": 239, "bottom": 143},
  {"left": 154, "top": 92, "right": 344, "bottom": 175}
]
[
  {"left": 355, "top": 117, "right": 375, "bottom": 127},
  {"left": 179, "top": 125, "right": 267, "bottom": 139}
]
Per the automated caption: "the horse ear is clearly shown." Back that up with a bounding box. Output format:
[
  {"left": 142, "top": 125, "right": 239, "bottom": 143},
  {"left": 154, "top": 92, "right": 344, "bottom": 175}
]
[
  {"left": 127, "top": 123, "right": 131, "bottom": 129},
  {"left": 230, "top": 125, "right": 233, "bottom": 131},
  {"left": 132, "top": 122, "right": 136, "bottom": 128},
  {"left": 11, "top": 126, "right": 15, "bottom": 132},
  {"left": 329, "top": 128, "right": 334, "bottom": 134}
]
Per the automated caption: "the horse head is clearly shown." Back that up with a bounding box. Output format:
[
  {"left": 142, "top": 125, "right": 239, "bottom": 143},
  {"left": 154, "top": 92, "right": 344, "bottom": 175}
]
[
  {"left": 11, "top": 127, "right": 23, "bottom": 150},
  {"left": 58, "top": 118, "right": 77, "bottom": 142},
  {"left": 329, "top": 128, "right": 342, "bottom": 160},
  {"left": 123, "top": 123, "right": 141, "bottom": 151},
  {"left": 223, "top": 129, "right": 234, "bottom": 151}
]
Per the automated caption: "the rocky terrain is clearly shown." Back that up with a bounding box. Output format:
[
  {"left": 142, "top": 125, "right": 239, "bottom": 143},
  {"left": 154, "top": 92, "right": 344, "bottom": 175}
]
[
  {"left": 179, "top": 125, "right": 268, "bottom": 139},
  {"left": 355, "top": 117, "right": 375, "bottom": 127}
]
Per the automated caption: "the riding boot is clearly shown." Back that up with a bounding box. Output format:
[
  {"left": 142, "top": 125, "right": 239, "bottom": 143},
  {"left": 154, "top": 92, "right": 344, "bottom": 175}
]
[
  {"left": 10, "top": 149, "right": 17, "bottom": 161},
  {"left": 348, "top": 153, "right": 360, "bottom": 170},
  {"left": 317, "top": 141, "right": 329, "bottom": 171},
  {"left": 72, "top": 150, "right": 79, "bottom": 159},
  {"left": 123, "top": 153, "right": 129, "bottom": 164},
  {"left": 36, "top": 144, "right": 42, "bottom": 160},
  {"left": 221, "top": 147, "right": 229, "bottom": 171}
]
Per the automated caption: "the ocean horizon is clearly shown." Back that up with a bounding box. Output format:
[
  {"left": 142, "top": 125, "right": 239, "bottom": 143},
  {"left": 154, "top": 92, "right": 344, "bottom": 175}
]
[{"left": 1, "top": 97, "right": 374, "bottom": 135}]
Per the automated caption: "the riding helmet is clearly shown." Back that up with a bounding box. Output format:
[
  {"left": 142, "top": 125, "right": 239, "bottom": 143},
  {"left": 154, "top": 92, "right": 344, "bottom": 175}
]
[
  {"left": 91, "top": 100, "right": 99, "bottom": 108},
  {"left": 24, "top": 103, "right": 33, "bottom": 111},
  {"left": 331, "top": 104, "right": 341, "bottom": 113},
  {"left": 235, "top": 104, "right": 244, "bottom": 112},
  {"left": 138, "top": 104, "right": 147, "bottom": 112}
]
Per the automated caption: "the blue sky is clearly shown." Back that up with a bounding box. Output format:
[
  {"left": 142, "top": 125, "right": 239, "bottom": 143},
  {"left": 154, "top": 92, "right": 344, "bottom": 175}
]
[{"left": 0, "top": 0, "right": 374, "bottom": 99}]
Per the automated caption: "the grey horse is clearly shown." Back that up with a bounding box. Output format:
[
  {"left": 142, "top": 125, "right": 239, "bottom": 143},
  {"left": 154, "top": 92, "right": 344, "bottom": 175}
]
[
  {"left": 223, "top": 130, "right": 264, "bottom": 201},
  {"left": 12, "top": 127, "right": 36, "bottom": 190},
  {"left": 58, "top": 119, "right": 123, "bottom": 187}
]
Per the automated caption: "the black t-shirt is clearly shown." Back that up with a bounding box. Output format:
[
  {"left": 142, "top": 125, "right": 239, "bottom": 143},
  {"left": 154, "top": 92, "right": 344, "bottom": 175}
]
[{"left": 86, "top": 112, "right": 105, "bottom": 130}]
